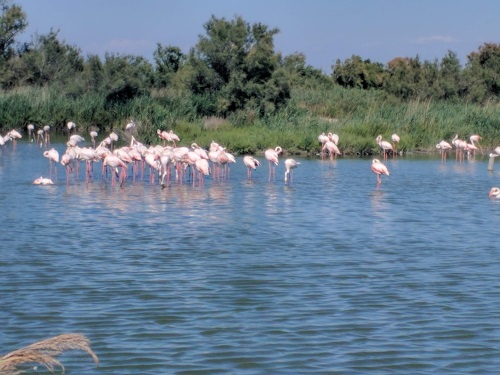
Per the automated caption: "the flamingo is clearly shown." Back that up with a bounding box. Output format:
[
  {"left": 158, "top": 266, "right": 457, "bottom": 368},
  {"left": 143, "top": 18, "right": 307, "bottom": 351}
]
[
  {"left": 391, "top": 133, "right": 400, "bottom": 156},
  {"left": 67, "top": 134, "right": 85, "bottom": 147},
  {"left": 264, "top": 146, "right": 282, "bottom": 181},
  {"left": 452, "top": 134, "right": 466, "bottom": 162},
  {"left": 436, "top": 140, "right": 452, "bottom": 162},
  {"left": 318, "top": 133, "right": 329, "bottom": 159},
  {"left": 470, "top": 134, "right": 483, "bottom": 155},
  {"left": 27, "top": 124, "right": 35, "bottom": 143},
  {"left": 376, "top": 135, "right": 393, "bottom": 159},
  {"left": 103, "top": 154, "right": 128, "bottom": 187},
  {"left": 67, "top": 121, "right": 76, "bottom": 138},
  {"left": 194, "top": 158, "right": 210, "bottom": 185},
  {"left": 157, "top": 129, "right": 170, "bottom": 146},
  {"left": 284, "top": 158, "right": 300, "bottom": 184},
  {"left": 36, "top": 129, "right": 44, "bottom": 146},
  {"left": 144, "top": 152, "right": 160, "bottom": 184},
  {"left": 60, "top": 151, "right": 76, "bottom": 184},
  {"left": 7, "top": 129, "right": 22, "bottom": 149},
  {"left": 78, "top": 147, "right": 99, "bottom": 183},
  {"left": 168, "top": 130, "right": 180, "bottom": 147},
  {"left": 490, "top": 187, "right": 500, "bottom": 198},
  {"left": 243, "top": 155, "right": 261, "bottom": 179},
  {"left": 33, "top": 177, "right": 54, "bottom": 185},
  {"left": 322, "top": 140, "right": 341, "bottom": 161},
  {"left": 371, "top": 158, "right": 390, "bottom": 187},
  {"left": 125, "top": 120, "right": 136, "bottom": 132},
  {"left": 328, "top": 132, "right": 339, "bottom": 145},
  {"left": 43, "top": 125, "right": 51, "bottom": 145},
  {"left": 90, "top": 130, "right": 98, "bottom": 148},
  {"left": 43, "top": 148, "right": 60, "bottom": 179}
]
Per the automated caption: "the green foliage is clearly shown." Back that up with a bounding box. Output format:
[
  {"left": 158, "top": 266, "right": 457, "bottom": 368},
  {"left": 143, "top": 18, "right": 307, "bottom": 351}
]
[
  {"left": 0, "top": 0, "right": 27, "bottom": 60},
  {"left": 2, "top": 8, "right": 500, "bottom": 157}
]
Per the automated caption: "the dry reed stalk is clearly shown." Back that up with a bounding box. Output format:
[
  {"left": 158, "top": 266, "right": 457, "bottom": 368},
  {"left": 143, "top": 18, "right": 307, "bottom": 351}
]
[{"left": 0, "top": 333, "right": 99, "bottom": 375}]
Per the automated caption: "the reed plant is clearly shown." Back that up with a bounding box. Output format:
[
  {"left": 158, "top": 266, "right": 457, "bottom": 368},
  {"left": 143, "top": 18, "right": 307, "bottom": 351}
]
[
  {"left": 1, "top": 85, "right": 499, "bottom": 155},
  {"left": 0, "top": 333, "right": 98, "bottom": 375}
]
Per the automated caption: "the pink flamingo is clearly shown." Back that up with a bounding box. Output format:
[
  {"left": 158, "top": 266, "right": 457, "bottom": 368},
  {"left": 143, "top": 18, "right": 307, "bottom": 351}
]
[
  {"left": 168, "top": 130, "right": 180, "bottom": 147},
  {"left": 67, "top": 121, "right": 76, "bottom": 139},
  {"left": 27, "top": 124, "right": 35, "bottom": 143},
  {"left": 490, "top": 187, "right": 500, "bottom": 198},
  {"left": 43, "top": 125, "right": 51, "bottom": 146},
  {"left": 371, "top": 158, "right": 390, "bottom": 187},
  {"left": 284, "top": 158, "right": 300, "bottom": 184},
  {"left": 469, "top": 134, "right": 482, "bottom": 156},
  {"left": 328, "top": 132, "right": 339, "bottom": 145},
  {"left": 43, "top": 148, "right": 60, "bottom": 179},
  {"left": 318, "top": 133, "right": 329, "bottom": 159},
  {"left": 436, "top": 140, "right": 452, "bottom": 162},
  {"left": 376, "top": 135, "right": 393, "bottom": 159},
  {"left": 264, "top": 146, "right": 282, "bottom": 181},
  {"left": 33, "top": 177, "right": 54, "bottom": 185},
  {"left": 391, "top": 133, "right": 400, "bottom": 156},
  {"left": 322, "top": 140, "right": 340, "bottom": 161},
  {"left": 243, "top": 155, "right": 261, "bottom": 179},
  {"left": 7, "top": 129, "right": 22, "bottom": 150},
  {"left": 90, "top": 130, "right": 98, "bottom": 148},
  {"left": 194, "top": 158, "right": 210, "bottom": 186},
  {"left": 103, "top": 154, "right": 128, "bottom": 187}
]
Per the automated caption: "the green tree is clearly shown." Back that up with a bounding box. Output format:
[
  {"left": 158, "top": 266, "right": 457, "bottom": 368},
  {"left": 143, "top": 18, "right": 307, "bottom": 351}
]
[
  {"left": 0, "top": 0, "right": 27, "bottom": 60},
  {"left": 436, "top": 50, "right": 461, "bottom": 100},
  {"left": 153, "top": 43, "right": 185, "bottom": 88},
  {"left": 101, "top": 53, "right": 153, "bottom": 105},
  {"left": 462, "top": 43, "right": 500, "bottom": 103},
  {"left": 185, "top": 15, "right": 290, "bottom": 117},
  {"left": 384, "top": 56, "right": 425, "bottom": 100},
  {"left": 333, "top": 55, "right": 385, "bottom": 89},
  {"left": 18, "top": 29, "right": 84, "bottom": 88}
]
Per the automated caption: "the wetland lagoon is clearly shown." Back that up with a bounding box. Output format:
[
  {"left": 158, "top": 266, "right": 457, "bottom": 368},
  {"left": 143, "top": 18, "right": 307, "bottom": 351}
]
[{"left": 1, "top": 141, "right": 500, "bottom": 374}]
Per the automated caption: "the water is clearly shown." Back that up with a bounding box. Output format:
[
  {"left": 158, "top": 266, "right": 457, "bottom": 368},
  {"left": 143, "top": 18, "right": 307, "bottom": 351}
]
[{"left": 1, "top": 142, "right": 500, "bottom": 374}]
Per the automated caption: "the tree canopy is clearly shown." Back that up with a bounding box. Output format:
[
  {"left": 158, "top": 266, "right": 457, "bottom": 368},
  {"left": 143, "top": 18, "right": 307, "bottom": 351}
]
[{"left": 1, "top": 0, "right": 500, "bottom": 117}]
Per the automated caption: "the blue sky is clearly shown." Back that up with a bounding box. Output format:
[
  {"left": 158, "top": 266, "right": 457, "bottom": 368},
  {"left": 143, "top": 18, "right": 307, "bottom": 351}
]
[{"left": 16, "top": 0, "right": 500, "bottom": 73}]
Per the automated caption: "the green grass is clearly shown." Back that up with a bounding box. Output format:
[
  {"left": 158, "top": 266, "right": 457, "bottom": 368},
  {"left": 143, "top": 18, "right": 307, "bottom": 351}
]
[{"left": 1, "top": 86, "right": 499, "bottom": 155}]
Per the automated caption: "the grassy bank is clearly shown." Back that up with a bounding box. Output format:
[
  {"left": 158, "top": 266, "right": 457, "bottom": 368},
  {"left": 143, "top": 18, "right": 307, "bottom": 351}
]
[{"left": 1, "top": 86, "right": 499, "bottom": 155}]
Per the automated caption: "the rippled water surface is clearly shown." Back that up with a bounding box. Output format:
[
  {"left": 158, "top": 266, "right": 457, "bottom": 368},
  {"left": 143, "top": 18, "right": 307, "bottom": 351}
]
[{"left": 2, "top": 142, "right": 500, "bottom": 374}]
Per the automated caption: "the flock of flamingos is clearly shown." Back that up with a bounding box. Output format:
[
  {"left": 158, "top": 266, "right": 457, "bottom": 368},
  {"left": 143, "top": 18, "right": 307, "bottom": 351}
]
[{"left": 1, "top": 121, "right": 499, "bottom": 196}]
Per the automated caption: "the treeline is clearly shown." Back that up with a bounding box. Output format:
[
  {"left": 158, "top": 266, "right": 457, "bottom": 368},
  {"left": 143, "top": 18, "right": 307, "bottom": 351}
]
[{"left": 1, "top": 0, "right": 499, "bottom": 153}]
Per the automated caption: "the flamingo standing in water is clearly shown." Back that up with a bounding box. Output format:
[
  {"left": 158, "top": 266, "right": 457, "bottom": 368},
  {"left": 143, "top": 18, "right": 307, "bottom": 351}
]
[
  {"left": 470, "top": 134, "right": 482, "bottom": 156},
  {"left": 43, "top": 148, "right": 60, "bottom": 179},
  {"left": 322, "top": 140, "right": 341, "bottom": 161},
  {"left": 264, "top": 146, "right": 282, "bottom": 181},
  {"left": 194, "top": 158, "right": 210, "bottom": 186},
  {"left": 36, "top": 129, "right": 44, "bottom": 146},
  {"left": 376, "top": 135, "right": 393, "bottom": 159},
  {"left": 436, "top": 140, "right": 452, "bottom": 162},
  {"left": 7, "top": 129, "right": 22, "bottom": 149},
  {"left": 67, "top": 121, "right": 76, "bottom": 139},
  {"left": 318, "top": 133, "right": 329, "bottom": 159},
  {"left": 103, "top": 154, "right": 127, "bottom": 187},
  {"left": 371, "top": 159, "right": 390, "bottom": 187},
  {"left": 43, "top": 125, "right": 51, "bottom": 146},
  {"left": 90, "top": 130, "right": 98, "bottom": 148},
  {"left": 391, "top": 133, "right": 400, "bottom": 156},
  {"left": 284, "top": 158, "right": 300, "bottom": 184},
  {"left": 243, "top": 155, "right": 261, "bottom": 179},
  {"left": 27, "top": 124, "right": 35, "bottom": 143}
]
